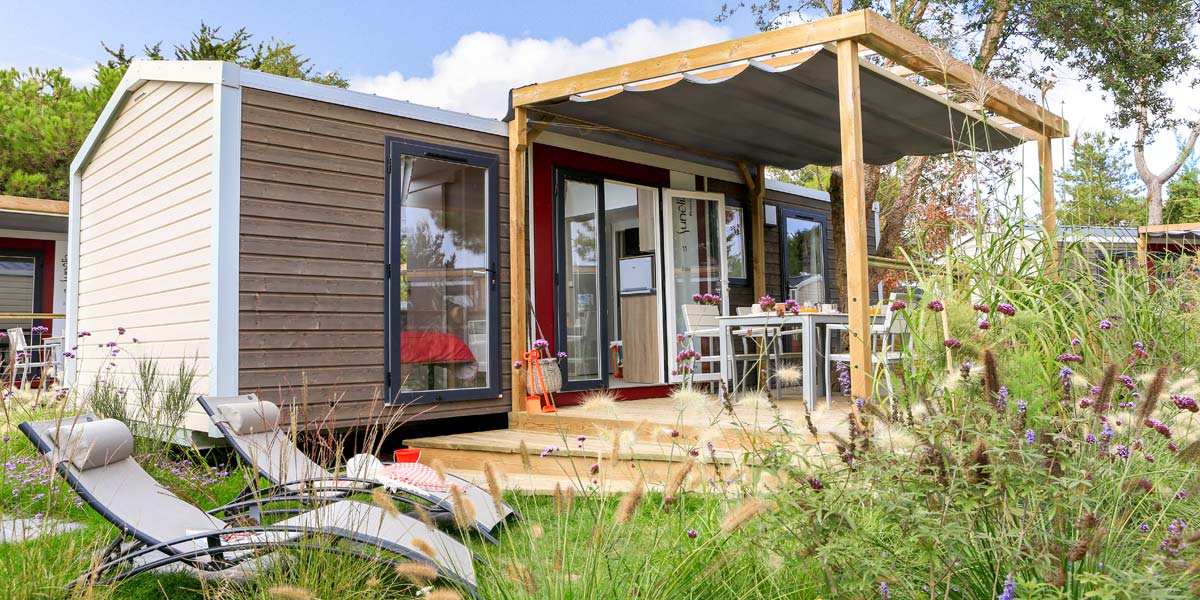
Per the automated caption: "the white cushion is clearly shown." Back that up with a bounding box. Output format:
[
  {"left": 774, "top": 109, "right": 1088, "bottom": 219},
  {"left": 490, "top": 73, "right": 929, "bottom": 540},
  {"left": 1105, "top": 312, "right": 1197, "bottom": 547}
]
[
  {"left": 52, "top": 419, "right": 134, "bottom": 470},
  {"left": 217, "top": 400, "right": 280, "bottom": 434}
]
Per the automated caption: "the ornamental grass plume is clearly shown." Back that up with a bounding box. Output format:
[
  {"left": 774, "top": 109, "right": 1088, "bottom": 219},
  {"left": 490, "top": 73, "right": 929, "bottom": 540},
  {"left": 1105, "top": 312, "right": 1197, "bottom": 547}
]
[
  {"left": 965, "top": 440, "right": 990, "bottom": 485},
  {"left": 982, "top": 349, "right": 1001, "bottom": 405},
  {"left": 737, "top": 388, "right": 772, "bottom": 409},
  {"left": 615, "top": 479, "right": 646, "bottom": 523},
  {"left": 552, "top": 482, "right": 574, "bottom": 514},
  {"left": 484, "top": 462, "right": 505, "bottom": 514},
  {"left": 394, "top": 561, "right": 439, "bottom": 585},
  {"left": 426, "top": 590, "right": 463, "bottom": 600},
  {"left": 720, "top": 498, "right": 773, "bottom": 533},
  {"left": 412, "top": 538, "right": 438, "bottom": 558},
  {"left": 430, "top": 458, "right": 448, "bottom": 482},
  {"left": 269, "top": 586, "right": 316, "bottom": 600},
  {"left": 371, "top": 487, "right": 401, "bottom": 518},
  {"left": 665, "top": 458, "right": 697, "bottom": 499},
  {"left": 449, "top": 484, "right": 475, "bottom": 528},
  {"left": 412, "top": 504, "right": 437, "bottom": 530},
  {"left": 504, "top": 561, "right": 538, "bottom": 593},
  {"left": 579, "top": 389, "right": 618, "bottom": 416},
  {"left": 775, "top": 364, "right": 802, "bottom": 387},
  {"left": 518, "top": 440, "right": 532, "bottom": 471},
  {"left": 1096, "top": 363, "right": 1119, "bottom": 413},
  {"left": 1138, "top": 366, "right": 1170, "bottom": 422}
]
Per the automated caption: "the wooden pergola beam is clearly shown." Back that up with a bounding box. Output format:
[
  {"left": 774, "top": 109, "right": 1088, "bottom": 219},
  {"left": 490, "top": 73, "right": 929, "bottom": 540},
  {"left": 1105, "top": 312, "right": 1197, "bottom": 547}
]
[
  {"left": 0, "top": 194, "right": 68, "bottom": 216},
  {"left": 512, "top": 11, "right": 871, "bottom": 106},
  {"left": 859, "top": 12, "right": 1067, "bottom": 138},
  {"left": 1139, "top": 222, "right": 1200, "bottom": 234}
]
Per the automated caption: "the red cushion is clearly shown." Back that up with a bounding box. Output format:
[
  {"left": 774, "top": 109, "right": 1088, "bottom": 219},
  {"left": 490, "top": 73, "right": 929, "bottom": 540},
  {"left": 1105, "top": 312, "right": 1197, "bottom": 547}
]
[{"left": 399, "top": 331, "right": 476, "bottom": 364}]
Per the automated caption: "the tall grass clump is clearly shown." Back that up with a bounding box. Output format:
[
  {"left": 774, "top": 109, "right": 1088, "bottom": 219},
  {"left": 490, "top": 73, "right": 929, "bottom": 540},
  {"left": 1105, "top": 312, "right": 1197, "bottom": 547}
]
[{"left": 747, "top": 219, "right": 1200, "bottom": 598}]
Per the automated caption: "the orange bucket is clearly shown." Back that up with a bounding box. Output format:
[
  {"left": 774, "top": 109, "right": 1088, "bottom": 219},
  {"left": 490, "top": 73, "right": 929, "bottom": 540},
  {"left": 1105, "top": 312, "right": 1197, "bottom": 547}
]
[{"left": 393, "top": 448, "right": 422, "bottom": 463}]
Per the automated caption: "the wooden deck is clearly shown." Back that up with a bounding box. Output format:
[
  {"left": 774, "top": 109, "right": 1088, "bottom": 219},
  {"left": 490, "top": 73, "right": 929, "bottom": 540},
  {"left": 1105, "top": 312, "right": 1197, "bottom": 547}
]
[{"left": 405, "top": 391, "right": 861, "bottom": 495}]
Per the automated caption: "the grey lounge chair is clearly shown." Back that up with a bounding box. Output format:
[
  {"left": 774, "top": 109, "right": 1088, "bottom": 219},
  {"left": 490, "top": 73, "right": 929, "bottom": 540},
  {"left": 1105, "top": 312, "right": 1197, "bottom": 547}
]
[
  {"left": 19, "top": 415, "right": 478, "bottom": 593},
  {"left": 196, "top": 394, "right": 516, "bottom": 544}
]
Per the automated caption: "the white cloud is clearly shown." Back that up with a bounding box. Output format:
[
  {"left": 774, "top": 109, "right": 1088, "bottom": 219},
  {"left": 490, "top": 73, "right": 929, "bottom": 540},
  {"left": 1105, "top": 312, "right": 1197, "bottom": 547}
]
[
  {"left": 61, "top": 65, "right": 97, "bottom": 87},
  {"left": 349, "top": 18, "right": 732, "bottom": 119}
]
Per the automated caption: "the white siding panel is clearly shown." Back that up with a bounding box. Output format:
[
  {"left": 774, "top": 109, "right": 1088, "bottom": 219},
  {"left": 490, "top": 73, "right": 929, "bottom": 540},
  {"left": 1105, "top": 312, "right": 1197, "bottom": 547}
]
[{"left": 77, "top": 81, "right": 215, "bottom": 424}]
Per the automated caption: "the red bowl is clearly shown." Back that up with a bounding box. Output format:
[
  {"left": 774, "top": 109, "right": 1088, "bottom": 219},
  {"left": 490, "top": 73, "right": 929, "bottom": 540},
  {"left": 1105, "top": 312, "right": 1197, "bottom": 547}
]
[{"left": 393, "top": 448, "right": 421, "bottom": 463}]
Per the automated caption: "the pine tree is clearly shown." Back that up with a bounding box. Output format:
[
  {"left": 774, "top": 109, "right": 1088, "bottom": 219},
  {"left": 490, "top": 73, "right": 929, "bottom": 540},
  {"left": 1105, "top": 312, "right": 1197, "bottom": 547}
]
[{"left": 1056, "top": 132, "right": 1146, "bottom": 226}]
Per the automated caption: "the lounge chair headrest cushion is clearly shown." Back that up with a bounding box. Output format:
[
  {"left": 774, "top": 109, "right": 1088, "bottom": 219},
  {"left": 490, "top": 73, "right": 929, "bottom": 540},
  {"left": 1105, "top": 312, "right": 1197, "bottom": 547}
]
[
  {"left": 218, "top": 400, "right": 280, "bottom": 434},
  {"left": 51, "top": 419, "right": 134, "bottom": 470}
]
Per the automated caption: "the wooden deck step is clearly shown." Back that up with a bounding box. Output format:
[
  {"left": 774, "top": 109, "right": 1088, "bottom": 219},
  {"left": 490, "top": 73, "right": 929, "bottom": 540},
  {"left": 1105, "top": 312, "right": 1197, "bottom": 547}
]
[
  {"left": 448, "top": 468, "right": 653, "bottom": 496},
  {"left": 406, "top": 428, "right": 744, "bottom": 482}
]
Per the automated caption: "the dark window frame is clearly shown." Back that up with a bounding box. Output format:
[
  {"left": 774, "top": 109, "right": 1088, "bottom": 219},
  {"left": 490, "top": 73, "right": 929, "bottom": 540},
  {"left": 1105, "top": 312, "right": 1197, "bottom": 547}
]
[
  {"left": 722, "top": 198, "right": 750, "bottom": 287},
  {"left": 384, "top": 136, "right": 501, "bottom": 406},
  {"left": 776, "top": 205, "right": 831, "bottom": 301}
]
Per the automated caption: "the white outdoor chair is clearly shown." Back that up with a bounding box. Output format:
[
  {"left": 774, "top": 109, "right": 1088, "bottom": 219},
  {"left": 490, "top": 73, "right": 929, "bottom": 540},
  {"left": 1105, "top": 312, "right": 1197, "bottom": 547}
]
[
  {"left": 7, "top": 328, "right": 57, "bottom": 389},
  {"left": 733, "top": 306, "right": 803, "bottom": 392},
  {"left": 680, "top": 304, "right": 757, "bottom": 384},
  {"left": 823, "top": 298, "right": 912, "bottom": 407}
]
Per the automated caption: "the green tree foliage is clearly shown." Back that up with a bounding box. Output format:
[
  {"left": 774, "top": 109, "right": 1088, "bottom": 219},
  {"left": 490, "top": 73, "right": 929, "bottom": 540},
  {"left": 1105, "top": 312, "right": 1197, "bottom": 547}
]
[
  {"left": 1056, "top": 132, "right": 1146, "bottom": 226},
  {"left": 106, "top": 22, "right": 349, "bottom": 88},
  {"left": 1165, "top": 163, "right": 1200, "bottom": 224},
  {"left": 1, "top": 23, "right": 346, "bottom": 201},
  {"left": 0, "top": 66, "right": 123, "bottom": 200},
  {"left": 1023, "top": 0, "right": 1200, "bottom": 224}
]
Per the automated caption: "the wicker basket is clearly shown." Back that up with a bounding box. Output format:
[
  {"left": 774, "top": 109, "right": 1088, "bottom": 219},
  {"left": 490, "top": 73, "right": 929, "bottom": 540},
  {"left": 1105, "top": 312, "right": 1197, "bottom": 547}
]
[{"left": 527, "top": 357, "right": 563, "bottom": 394}]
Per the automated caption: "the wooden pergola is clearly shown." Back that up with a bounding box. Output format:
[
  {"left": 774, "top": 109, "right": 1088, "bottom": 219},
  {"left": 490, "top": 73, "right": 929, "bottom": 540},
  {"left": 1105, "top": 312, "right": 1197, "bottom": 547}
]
[
  {"left": 507, "top": 9, "right": 1067, "bottom": 411},
  {"left": 1137, "top": 222, "right": 1200, "bottom": 265}
]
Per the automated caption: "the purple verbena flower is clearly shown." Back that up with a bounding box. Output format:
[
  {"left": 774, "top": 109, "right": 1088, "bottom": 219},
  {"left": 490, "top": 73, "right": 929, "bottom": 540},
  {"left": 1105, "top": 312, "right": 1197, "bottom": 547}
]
[
  {"left": 1098, "top": 319, "right": 1113, "bottom": 331},
  {"left": 1172, "top": 395, "right": 1199, "bottom": 412},
  {"left": 996, "top": 303, "right": 1016, "bottom": 316},
  {"left": 533, "top": 338, "right": 549, "bottom": 349},
  {"left": 926, "top": 299, "right": 945, "bottom": 312},
  {"left": 978, "top": 320, "right": 990, "bottom": 330},
  {"left": 512, "top": 360, "right": 523, "bottom": 369},
  {"left": 556, "top": 351, "right": 568, "bottom": 359},
  {"left": 687, "top": 528, "right": 698, "bottom": 539},
  {"left": 1056, "top": 353, "right": 1083, "bottom": 363},
  {"left": 943, "top": 338, "right": 962, "bottom": 349},
  {"left": 889, "top": 300, "right": 906, "bottom": 311},
  {"left": 973, "top": 303, "right": 990, "bottom": 313},
  {"left": 879, "top": 582, "right": 892, "bottom": 600},
  {"left": 1024, "top": 429, "right": 1036, "bottom": 443},
  {"left": 1116, "top": 444, "right": 1130, "bottom": 459},
  {"left": 997, "top": 574, "right": 1016, "bottom": 600},
  {"left": 807, "top": 477, "right": 824, "bottom": 490}
]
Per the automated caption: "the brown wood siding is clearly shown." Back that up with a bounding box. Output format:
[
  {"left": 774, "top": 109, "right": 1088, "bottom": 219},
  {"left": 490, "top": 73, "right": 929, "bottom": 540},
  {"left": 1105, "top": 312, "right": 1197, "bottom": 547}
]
[
  {"left": 706, "top": 177, "right": 878, "bottom": 308},
  {"left": 238, "top": 88, "right": 510, "bottom": 429}
]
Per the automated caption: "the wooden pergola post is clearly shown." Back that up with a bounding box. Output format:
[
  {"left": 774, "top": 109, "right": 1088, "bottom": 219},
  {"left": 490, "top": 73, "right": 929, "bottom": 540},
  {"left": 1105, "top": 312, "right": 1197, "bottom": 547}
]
[
  {"left": 509, "top": 107, "right": 529, "bottom": 411},
  {"left": 1136, "top": 229, "right": 1148, "bottom": 267},
  {"left": 1038, "top": 135, "right": 1057, "bottom": 259},
  {"left": 836, "top": 39, "right": 872, "bottom": 413},
  {"left": 738, "top": 163, "right": 768, "bottom": 299}
]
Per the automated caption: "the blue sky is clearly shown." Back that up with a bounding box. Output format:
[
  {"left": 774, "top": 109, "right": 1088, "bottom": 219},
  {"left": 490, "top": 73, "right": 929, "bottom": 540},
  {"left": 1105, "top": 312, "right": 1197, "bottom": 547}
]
[{"left": 1, "top": 0, "right": 755, "bottom": 79}]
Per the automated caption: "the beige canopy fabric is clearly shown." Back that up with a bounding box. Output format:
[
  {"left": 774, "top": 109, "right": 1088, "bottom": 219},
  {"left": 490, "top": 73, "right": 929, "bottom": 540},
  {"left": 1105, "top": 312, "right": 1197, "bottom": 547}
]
[{"left": 515, "top": 47, "right": 1024, "bottom": 168}]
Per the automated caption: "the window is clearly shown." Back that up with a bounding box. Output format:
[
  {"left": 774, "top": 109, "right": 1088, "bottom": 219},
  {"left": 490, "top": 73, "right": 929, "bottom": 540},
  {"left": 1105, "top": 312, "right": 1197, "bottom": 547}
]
[
  {"left": 724, "top": 203, "right": 748, "bottom": 282},
  {"left": 780, "top": 209, "right": 827, "bottom": 304},
  {"left": 386, "top": 138, "right": 499, "bottom": 404}
]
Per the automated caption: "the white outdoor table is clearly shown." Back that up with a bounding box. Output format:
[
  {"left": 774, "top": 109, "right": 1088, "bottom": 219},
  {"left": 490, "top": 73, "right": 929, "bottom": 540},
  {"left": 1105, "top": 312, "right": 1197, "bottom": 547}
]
[{"left": 716, "top": 312, "right": 850, "bottom": 410}]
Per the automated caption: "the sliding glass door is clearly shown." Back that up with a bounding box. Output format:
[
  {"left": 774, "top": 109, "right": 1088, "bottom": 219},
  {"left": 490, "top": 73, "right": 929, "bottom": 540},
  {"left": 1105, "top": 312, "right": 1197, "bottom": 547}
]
[
  {"left": 554, "top": 171, "right": 607, "bottom": 389},
  {"left": 385, "top": 138, "right": 500, "bottom": 404}
]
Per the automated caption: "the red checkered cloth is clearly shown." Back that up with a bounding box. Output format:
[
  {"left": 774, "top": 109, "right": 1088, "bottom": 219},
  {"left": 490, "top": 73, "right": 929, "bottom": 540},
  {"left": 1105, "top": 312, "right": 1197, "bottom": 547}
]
[{"left": 377, "top": 462, "right": 449, "bottom": 492}]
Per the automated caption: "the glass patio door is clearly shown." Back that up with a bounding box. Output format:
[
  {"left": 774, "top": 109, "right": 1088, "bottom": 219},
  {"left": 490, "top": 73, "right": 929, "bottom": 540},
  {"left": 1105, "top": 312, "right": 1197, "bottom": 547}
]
[
  {"left": 662, "top": 189, "right": 729, "bottom": 382},
  {"left": 554, "top": 171, "right": 607, "bottom": 390},
  {"left": 385, "top": 138, "right": 500, "bottom": 405}
]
